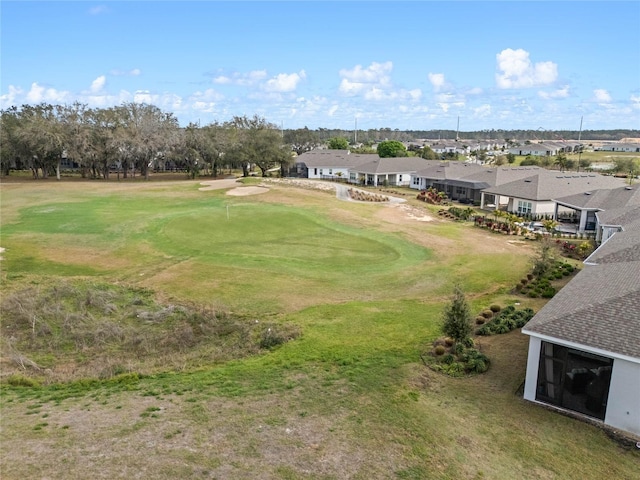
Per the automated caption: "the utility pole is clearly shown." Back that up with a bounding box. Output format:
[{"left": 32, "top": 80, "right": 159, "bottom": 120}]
[
  {"left": 354, "top": 117, "right": 357, "bottom": 145},
  {"left": 577, "top": 116, "right": 583, "bottom": 172}
]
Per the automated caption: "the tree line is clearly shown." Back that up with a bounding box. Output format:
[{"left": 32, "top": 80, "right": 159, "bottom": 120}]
[{"left": 1, "top": 103, "right": 292, "bottom": 180}]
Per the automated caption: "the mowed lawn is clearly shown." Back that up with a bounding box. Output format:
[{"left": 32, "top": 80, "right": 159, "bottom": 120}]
[{"left": 1, "top": 178, "right": 638, "bottom": 479}]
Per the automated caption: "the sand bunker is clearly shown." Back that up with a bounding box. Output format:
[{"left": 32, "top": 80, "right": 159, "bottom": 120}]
[{"left": 226, "top": 186, "right": 270, "bottom": 196}]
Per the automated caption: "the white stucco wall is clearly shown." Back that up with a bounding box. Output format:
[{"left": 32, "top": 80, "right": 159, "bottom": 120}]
[
  {"left": 604, "top": 358, "right": 640, "bottom": 436},
  {"left": 307, "top": 167, "right": 349, "bottom": 179},
  {"left": 508, "top": 198, "right": 556, "bottom": 216}
]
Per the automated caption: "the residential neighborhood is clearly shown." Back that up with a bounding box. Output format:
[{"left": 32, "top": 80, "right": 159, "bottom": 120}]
[{"left": 293, "top": 148, "right": 630, "bottom": 225}]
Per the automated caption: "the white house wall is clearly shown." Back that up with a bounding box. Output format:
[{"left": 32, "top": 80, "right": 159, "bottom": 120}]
[
  {"left": 508, "top": 197, "right": 555, "bottom": 216},
  {"left": 604, "top": 358, "right": 640, "bottom": 436},
  {"left": 307, "top": 167, "right": 350, "bottom": 179}
]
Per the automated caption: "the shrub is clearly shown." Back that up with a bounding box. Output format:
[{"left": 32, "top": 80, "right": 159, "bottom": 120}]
[
  {"left": 467, "top": 357, "right": 489, "bottom": 373},
  {"left": 476, "top": 324, "right": 492, "bottom": 336},
  {"left": 481, "top": 309, "right": 493, "bottom": 319},
  {"left": 441, "top": 353, "right": 455, "bottom": 365},
  {"left": 520, "top": 278, "right": 528, "bottom": 285},
  {"left": 475, "top": 316, "right": 485, "bottom": 325},
  {"left": 258, "top": 324, "right": 300, "bottom": 349},
  {"left": 453, "top": 342, "right": 465, "bottom": 355},
  {"left": 5, "top": 374, "right": 40, "bottom": 388},
  {"left": 462, "top": 337, "right": 475, "bottom": 348},
  {"left": 444, "top": 337, "right": 455, "bottom": 347},
  {"left": 489, "top": 304, "right": 501, "bottom": 313},
  {"left": 434, "top": 345, "right": 446, "bottom": 356},
  {"left": 477, "top": 306, "right": 535, "bottom": 336},
  {"left": 442, "top": 362, "right": 466, "bottom": 377}
]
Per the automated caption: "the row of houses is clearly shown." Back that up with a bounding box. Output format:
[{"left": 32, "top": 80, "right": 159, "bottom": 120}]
[
  {"left": 522, "top": 184, "right": 640, "bottom": 438},
  {"left": 293, "top": 150, "right": 627, "bottom": 228},
  {"left": 594, "top": 142, "right": 640, "bottom": 152},
  {"left": 408, "top": 139, "right": 584, "bottom": 157},
  {"left": 507, "top": 141, "right": 583, "bottom": 157},
  {"left": 294, "top": 149, "right": 639, "bottom": 437}
]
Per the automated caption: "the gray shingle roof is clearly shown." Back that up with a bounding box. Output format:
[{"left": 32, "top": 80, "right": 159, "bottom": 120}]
[
  {"left": 554, "top": 184, "right": 640, "bottom": 210},
  {"left": 482, "top": 171, "right": 626, "bottom": 201},
  {"left": 353, "top": 157, "right": 437, "bottom": 174},
  {"left": 295, "top": 150, "right": 371, "bottom": 168},
  {"left": 523, "top": 201, "right": 640, "bottom": 360},
  {"left": 522, "top": 261, "right": 640, "bottom": 359}
]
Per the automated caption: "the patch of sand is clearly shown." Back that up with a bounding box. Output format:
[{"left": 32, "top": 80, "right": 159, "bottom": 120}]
[
  {"left": 198, "top": 178, "right": 241, "bottom": 191},
  {"left": 226, "top": 186, "right": 270, "bottom": 196}
]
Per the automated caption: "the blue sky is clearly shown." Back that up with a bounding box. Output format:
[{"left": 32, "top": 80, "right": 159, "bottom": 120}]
[{"left": 2, "top": 1, "right": 639, "bottom": 131}]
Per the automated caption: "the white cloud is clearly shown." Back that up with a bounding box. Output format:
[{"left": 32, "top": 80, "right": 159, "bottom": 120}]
[
  {"left": 496, "top": 48, "right": 558, "bottom": 89},
  {"left": 338, "top": 61, "right": 420, "bottom": 103},
  {"left": 110, "top": 68, "right": 141, "bottom": 76},
  {"left": 467, "top": 87, "right": 483, "bottom": 95},
  {"left": 428, "top": 73, "right": 446, "bottom": 91},
  {"left": 25, "top": 82, "right": 70, "bottom": 103},
  {"left": 538, "top": 85, "right": 570, "bottom": 99},
  {"left": 213, "top": 70, "right": 267, "bottom": 86},
  {"left": 264, "top": 70, "right": 306, "bottom": 92},
  {"left": 0, "top": 85, "right": 23, "bottom": 108},
  {"left": 190, "top": 89, "right": 224, "bottom": 102},
  {"left": 338, "top": 61, "right": 392, "bottom": 95},
  {"left": 408, "top": 89, "right": 422, "bottom": 101},
  {"left": 593, "top": 89, "right": 612, "bottom": 103},
  {"left": 631, "top": 94, "right": 640, "bottom": 110},
  {"left": 328, "top": 105, "right": 339, "bottom": 116},
  {"left": 473, "top": 104, "right": 492, "bottom": 117},
  {"left": 90, "top": 75, "right": 106, "bottom": 93}
]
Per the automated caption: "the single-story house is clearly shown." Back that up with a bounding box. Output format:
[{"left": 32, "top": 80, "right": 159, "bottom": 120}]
[
  {"left": 508, "top": 143, "right": 561, "bottom": 157},
  {"left": 479, "top": 171, "right": 626, "bottom": 218},
  {"left": 522, "top": 206, "right": 640, "bottom": 437},
  {"left": 552, "top": 184, "right": 640, "bottom": 235},
  {"left": 427, "top": 141, "right": 469, "bottom": 156},
  {"left": 349, "top": 156, "right": 438, "bottom": 187},
  {"left": 595, "top": 143, "right": 640, "bottom": 153},
  {"left": 410, "top": 162, "right": 487, "bottom": 203},
  {"left": 292, "top": 150, "right": 436, "bottom": 187},
  {"left": 292, "top": 150, "right": 371, "bottom": 180}
]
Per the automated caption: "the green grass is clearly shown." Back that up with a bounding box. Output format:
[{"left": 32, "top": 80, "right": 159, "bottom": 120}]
[{"left": 1, "top": 179, "right": 638, "bottom": 479}]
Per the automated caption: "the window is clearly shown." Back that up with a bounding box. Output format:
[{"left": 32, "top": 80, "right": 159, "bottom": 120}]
[
  {"left": 456, "top": 186, "right": 466, "bottom": 195},
  {"left": 329, "top": 169, "right": 333, "bottom": 175},
  {"left": 517, "top": 200, "right": 532, "bottom": 215},
  {"left": 314, "top": 168, "right": 317, "bottom": 175},
  {"left": 536, "top": 342, "right": 613, "bottom": 420},
  {"left": 399, "top": 175, "right": 403, "bottom": 181}
]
